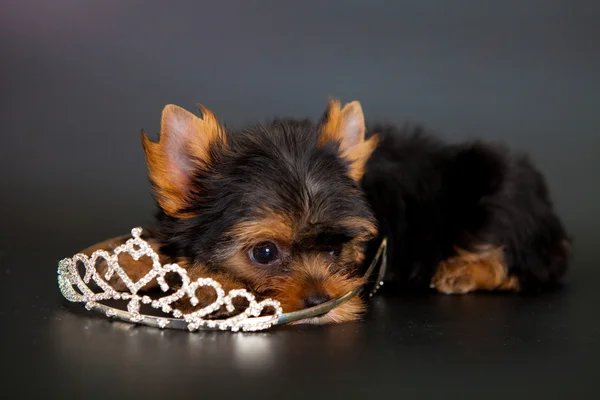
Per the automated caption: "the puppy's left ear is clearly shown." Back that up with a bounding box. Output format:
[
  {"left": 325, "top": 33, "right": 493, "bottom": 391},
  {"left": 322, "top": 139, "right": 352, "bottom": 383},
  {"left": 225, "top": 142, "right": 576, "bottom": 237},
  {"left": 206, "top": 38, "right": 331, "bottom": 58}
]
[{"left": 318, "top": 99, "right": 379, "bottom": 182}]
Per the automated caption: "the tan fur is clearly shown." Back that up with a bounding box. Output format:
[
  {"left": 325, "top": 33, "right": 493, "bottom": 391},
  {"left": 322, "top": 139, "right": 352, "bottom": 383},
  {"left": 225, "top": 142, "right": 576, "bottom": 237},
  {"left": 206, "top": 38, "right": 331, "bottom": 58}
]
[
  {"left": 319, "top": 99, "right": 344, "bottom": 146},
  {"left": 345, "top": 135, "right": 379, "bottom": 181},
  {"left": 257, "top": 253, "right": 364, "bottom": 310},
  {"left": 141, "top": 104, "right": 226, "bottom": 218},
  {"left": 333, "top": 217, "right": 378, "bottom": 266},
  {"left": 318, "top": 99, "right": 379, "bottom": 181},
  {"left": 431, "top": 246, "right": 521, "bottom": 294},
  {"left": 294, "top": 296, "right": 366, "bottom": 325},
  {"left": 227, "top": 211, "right": 296, "bottom": 247},
  {"left": 338, "top": 216, "right": 378, "bottom": 240}
]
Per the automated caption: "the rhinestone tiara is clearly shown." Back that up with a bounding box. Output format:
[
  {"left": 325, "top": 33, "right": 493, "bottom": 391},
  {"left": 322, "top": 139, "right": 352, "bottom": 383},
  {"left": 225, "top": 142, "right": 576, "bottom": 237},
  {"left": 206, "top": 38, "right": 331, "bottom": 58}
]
[{"left": 57, "top": 227, "right": 387, "bottom": 332}]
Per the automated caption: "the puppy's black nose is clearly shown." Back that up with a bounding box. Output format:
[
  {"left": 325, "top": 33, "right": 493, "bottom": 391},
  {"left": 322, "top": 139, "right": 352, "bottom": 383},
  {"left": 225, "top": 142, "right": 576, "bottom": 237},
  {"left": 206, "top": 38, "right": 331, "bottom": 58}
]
[{"left": 303, "top": 291, "right": 331, "bottom": 308}]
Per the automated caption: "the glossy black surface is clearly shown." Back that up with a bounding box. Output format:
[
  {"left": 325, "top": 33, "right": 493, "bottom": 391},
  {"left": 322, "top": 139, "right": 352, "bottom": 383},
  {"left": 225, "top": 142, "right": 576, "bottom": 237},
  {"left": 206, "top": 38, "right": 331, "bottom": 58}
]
[{"left": 2, "top": 1, "right": 599, "bottom": 398}]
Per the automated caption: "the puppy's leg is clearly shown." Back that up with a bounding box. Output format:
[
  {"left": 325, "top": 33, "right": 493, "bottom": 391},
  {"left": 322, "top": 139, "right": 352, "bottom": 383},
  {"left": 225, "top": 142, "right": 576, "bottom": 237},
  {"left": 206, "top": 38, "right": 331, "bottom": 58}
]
[
  {"left": 431, "top": 246, "right": 519, "bottom": 294},
  {"left": 431, "top": 143, "right": 570, "bottom": 294}
]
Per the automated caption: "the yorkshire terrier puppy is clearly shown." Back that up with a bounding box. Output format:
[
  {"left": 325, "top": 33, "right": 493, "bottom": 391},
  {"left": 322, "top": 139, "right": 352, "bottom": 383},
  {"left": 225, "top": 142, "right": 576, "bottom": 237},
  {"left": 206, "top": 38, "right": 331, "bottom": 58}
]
[{"left": 104, "top": 99, "right": 571, "bottom": 324}]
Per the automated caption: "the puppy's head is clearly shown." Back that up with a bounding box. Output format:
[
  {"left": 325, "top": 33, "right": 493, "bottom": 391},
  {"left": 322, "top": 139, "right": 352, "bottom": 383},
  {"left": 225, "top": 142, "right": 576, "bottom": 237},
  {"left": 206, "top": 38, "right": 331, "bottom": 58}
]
[{"left": 142, "top": 100, "right": 379, "bottom": 323}]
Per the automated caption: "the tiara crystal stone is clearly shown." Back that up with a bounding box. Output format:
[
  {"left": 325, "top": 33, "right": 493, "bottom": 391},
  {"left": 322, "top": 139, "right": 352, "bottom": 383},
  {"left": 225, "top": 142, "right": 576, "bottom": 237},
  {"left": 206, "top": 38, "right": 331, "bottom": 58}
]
[{"left": 57, "top": 228, "right": 283, "bottom": 331}]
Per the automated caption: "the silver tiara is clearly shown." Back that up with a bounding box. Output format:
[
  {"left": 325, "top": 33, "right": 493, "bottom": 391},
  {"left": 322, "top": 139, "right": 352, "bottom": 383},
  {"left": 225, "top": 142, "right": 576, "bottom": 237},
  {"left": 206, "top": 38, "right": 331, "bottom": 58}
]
[{"left": 57, "top": 227, "right": 387, "bottom": 332}]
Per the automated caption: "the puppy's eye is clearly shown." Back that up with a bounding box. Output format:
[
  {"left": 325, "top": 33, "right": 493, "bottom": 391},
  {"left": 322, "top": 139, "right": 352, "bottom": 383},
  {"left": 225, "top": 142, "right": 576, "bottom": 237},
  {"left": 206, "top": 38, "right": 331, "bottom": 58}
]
[
  {"left": 327, "top": 245, "right": 343, "bottom": 257},
  {"left": 249, "top": 242, "right": 280, "bottom": 265}
]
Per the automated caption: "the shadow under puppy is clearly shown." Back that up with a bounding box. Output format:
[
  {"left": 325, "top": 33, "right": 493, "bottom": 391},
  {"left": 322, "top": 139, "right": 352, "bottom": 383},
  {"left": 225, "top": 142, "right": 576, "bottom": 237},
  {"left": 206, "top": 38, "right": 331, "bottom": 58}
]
[{"left": 105, "top": 99, "right": 571, "bottom": 324}]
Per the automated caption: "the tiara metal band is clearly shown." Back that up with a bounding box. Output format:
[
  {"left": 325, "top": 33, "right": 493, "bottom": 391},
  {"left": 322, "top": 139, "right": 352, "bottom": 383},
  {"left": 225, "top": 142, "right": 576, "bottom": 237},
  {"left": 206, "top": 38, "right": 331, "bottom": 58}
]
[{"left": 57, "top": 228, "right": 387, "bottom": 332}]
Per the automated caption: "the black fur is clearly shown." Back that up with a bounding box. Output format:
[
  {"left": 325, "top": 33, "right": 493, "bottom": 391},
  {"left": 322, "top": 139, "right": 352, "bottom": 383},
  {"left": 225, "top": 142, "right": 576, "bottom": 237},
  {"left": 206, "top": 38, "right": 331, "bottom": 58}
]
[
  {"left": 154, "top": 117, "right": 571, "bottom": 293},
  {"left": 362, "top": 124, "right": 571, "bottom": 292}
]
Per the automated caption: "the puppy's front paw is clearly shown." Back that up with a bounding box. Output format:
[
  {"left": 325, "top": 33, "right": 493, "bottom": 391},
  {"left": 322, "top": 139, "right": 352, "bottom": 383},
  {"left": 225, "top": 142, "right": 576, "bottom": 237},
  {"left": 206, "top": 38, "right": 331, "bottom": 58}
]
[
  {"left": 430, "top": 260, "right": 477, "bottom": 294},
  {"left": 430, "top": 247, "right": 520, "bottom": 294}
]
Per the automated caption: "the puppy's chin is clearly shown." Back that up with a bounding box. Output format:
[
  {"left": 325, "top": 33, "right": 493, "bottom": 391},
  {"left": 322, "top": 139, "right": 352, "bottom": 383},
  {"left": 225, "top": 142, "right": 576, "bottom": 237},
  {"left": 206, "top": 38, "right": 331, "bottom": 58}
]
[{"left": 291, "top": 297, "right": 367, "bottom": 325}]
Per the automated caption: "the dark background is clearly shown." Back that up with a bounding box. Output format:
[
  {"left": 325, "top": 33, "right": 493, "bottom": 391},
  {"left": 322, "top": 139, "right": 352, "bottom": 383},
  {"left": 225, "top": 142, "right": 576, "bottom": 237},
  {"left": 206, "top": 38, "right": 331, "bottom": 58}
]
[{"left": 1, "top": 0, "right": 599, "bottom": 398}]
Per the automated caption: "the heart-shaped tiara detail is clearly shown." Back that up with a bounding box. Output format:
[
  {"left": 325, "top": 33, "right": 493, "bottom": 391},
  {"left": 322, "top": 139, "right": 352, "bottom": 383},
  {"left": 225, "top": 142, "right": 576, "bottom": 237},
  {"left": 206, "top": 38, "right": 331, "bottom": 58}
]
[{"left": 57, "top": 228, "right": 388, "bottom": 331}]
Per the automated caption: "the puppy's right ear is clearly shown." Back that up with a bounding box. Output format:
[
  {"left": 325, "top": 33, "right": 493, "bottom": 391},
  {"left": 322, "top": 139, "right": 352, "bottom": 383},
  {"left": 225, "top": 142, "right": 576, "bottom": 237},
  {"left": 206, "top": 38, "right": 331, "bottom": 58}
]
[{"left": 141, "top": 104, "right": 226, "bottom": 218}]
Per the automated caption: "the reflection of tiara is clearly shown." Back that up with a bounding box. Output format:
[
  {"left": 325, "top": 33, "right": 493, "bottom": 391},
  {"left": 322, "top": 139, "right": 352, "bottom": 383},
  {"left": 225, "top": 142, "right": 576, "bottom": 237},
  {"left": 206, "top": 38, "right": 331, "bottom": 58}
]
[{"left": 57, "top": 227, "right": 387, "bottom": 332}]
